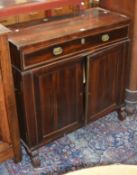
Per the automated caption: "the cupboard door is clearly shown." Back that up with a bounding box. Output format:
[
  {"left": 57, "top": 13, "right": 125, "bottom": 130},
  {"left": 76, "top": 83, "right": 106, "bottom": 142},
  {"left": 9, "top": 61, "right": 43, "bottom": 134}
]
[
  {"left": 30, "top": 58, "right": 84, "bottom": 144},
  {"left": 86, "top": 42, "right": 129, "bottom": 122}
]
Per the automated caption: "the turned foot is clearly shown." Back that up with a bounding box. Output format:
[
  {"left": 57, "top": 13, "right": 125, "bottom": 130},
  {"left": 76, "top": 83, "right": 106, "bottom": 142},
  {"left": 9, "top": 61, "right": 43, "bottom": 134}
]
[
  {"left": 117, "top": 106, "right": 127, "bottom": 121},
  {"left": 30, "top": 150, "right": 41, "bottom": 168},
  {"left": 13, "top": 146, "right": 22, "bottom": 163},
  {"left": 21, "top": 140, "right": 41, "bottom": 168}
]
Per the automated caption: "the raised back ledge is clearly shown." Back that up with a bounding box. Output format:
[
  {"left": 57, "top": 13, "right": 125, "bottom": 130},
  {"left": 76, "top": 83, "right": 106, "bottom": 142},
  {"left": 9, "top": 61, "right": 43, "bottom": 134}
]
[
  {"left": 0, "top": 24, "right": 11, "bottom": 35},
  {"left": 8, "top": 7, "right": 130, "bottom": 50},
  {"left": 0, "top": 0, "right": 81, "bottom": 18}
]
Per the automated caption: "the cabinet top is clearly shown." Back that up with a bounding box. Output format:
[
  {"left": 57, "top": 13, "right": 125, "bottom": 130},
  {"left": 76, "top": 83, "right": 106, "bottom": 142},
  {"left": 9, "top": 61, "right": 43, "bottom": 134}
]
[
  {"left": 0, "top": 0, "right": 80, "bottom": 17},
  {"left": 8, "top": 7, "right": 130, "bottom": 50}
]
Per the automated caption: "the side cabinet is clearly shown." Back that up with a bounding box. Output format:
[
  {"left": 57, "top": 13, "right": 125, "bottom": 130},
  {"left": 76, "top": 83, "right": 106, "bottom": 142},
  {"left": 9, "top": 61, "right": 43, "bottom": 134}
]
[
  {"left": 86, "top": 42, "right": 129, "bottom": 122},
  {"left": 32, "top": 58, "right": 84, "bottom": 144},
  {"left": 8, "top": 7, "right": 130, "bottom": 167}
]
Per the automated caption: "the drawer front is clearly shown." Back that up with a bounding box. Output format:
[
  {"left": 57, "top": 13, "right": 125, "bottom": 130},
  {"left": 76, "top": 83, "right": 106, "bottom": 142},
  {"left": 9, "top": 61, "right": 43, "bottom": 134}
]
[
  {"left": 52, "top": 6, "right": 73, "bottom": 16},
  {"left": 0, "top": 16, "right": 17, "bottom": 26},
  {"left": 18, "top": 11, "right": 45, "bottom": 23},
  {"left": 22, "top": 27, "right": 128, "bottom": 69}
]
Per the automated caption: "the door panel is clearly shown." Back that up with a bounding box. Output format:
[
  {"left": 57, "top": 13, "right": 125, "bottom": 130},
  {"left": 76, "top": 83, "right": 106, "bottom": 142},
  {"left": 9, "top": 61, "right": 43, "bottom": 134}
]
[
  {"left": 32, "top": 58, "right": 84, "bottom": 143},
  {"left": 86, "top": 43, "right": 128, "bottom": 122}
]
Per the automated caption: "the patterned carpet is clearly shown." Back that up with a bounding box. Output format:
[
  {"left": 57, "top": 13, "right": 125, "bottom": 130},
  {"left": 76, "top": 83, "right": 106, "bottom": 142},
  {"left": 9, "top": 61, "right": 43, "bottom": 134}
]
[{"left": 1, "top": 111, "right": 137, "bottom": 175}]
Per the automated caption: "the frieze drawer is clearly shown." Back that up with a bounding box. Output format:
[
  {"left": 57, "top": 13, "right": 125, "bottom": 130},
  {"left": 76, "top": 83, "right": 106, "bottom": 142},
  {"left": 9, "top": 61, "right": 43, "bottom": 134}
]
[{"left": 9, "top": 26, "right": 128, "bottom": 70}]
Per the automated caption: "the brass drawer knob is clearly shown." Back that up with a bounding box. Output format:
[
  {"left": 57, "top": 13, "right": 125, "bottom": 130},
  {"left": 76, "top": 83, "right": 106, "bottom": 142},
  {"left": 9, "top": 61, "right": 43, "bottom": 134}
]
[
  {"left": 53, "top": 47, "right": 63, "bottom": 56},
  {"left": 101, "top": 34, "right": 110, "bottom": 42}
]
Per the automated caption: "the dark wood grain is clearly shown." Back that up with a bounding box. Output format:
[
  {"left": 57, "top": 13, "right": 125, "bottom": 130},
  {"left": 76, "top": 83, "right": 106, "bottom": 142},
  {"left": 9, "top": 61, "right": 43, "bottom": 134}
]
[
  {"left": 33, "top": 57, "right": 84, "bottom": 145},
  {"left": 13, "top": 56, "right": 84, "bottom": 149},
  {"left": 86, "top": 41, "right": 129, "bottom": 122}
]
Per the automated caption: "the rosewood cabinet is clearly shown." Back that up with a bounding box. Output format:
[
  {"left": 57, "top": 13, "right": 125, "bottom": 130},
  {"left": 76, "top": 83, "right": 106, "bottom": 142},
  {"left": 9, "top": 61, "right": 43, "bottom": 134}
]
[
  {"left": 0, "top": 25, "right": 21, "bottom": 163},
  {"left": 8, "top": 8, "right": 130, "bottom": 166}
]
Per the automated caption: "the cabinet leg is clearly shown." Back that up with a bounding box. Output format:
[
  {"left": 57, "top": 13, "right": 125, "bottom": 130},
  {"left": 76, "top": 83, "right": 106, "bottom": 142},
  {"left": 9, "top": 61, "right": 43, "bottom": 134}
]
[
  {"left": 13, "top": 146, "right": 22, "bottom": 163},
  {"left": 117, "top": 106, "right": 127, "bottom": 121},
  {"left": 30, "top": 150, "right": 41, "bottom": 168},
  {"left": 21, "top": 140, "right": 41, "bottom": 168}
]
